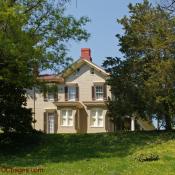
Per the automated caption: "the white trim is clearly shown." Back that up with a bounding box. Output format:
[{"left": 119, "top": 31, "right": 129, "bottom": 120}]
[
  {"left": 62, "top": 59, "right": 109, "bottom": 78},
  {"left": 83, "top": 59, "right": 109, "bottom": 75},
  {"left": 47, "top": 112, "right": 55, "bottom": 134},
  {"left": 47, "top": 92, "right": 55, "bottom": 101},
  {"left": 95, "top": 85, "right": 104, "bottom": 101},
  {"left": 68, "top": 86, "right": 76, "bottom": 101},
  {"left": 131, "top": 117, "right": 135, "bottom": 131},
  {"left": 90, "top": 108, "right": 104, "bottom": 127},
  {"left": 60, "top": 108, "right": 73, "bottom": 127}
]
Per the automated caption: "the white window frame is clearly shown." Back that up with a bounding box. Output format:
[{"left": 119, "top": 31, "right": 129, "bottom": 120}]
[
  {"left": 68, "top": 86, "right": 76, "bottom": 101},
  {"left": 47, "top": 91, "right": 54, "bottom": 101},
  {"left": 95, "top": 85, "right": 103, "bottom": 101},
  {"left": 60, "top": 109, "right": 73, "bottom": 126},
  {"left": 90, "top": 108, "right": 103, "bottom": 127},
  {"left": 47, "top": 112, "right": 55, "bottom": 133}
]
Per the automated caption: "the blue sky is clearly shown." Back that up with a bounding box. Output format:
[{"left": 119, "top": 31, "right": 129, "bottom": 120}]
[{"left": 65, "top": 0, "right": 156, "bottom": 66}]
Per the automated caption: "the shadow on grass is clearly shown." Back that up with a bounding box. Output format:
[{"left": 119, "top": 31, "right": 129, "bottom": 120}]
[{"left": 0, "top": 131, "right": 174, "bottom": 167}]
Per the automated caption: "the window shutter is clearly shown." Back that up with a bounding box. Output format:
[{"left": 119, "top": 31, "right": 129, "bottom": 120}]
[
  {"left": 92, "top": 86, "right": 95, "bottom": 101},
  {"left": 54, "top": 111, "right": 58, "bottom": 133},
  {"left": 103, "top": 84, "right": 107, "bottom": 100},
  {"left": 54, "top": 91, "right": 58, "bottom": 102},
  {"left": 65, "top": 86, "right": 68, "bottom": 101},
  {"left": 44, "top": 112, "right": 47, "bottom": 133},
  {"left": 43, "top": 91, "right": 48, "bottom": 101},
  {"left": 76, "top": 86, "right": 79, "bottom": 101}
]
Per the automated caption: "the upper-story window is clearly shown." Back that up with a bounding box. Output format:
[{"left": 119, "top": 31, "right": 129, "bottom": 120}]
[
  {"left": 68, "top": 86, "right": 76, "bottom": 101},
  {"left": 65, "top": 85, "right": 79, "bottom": 101},
  {"left": 43, "top": 85, "right": 58, "bottom": 102},
  {"left": 95, "top": 85, "right": 103, "bottom": 100},
  {"left": 92, "top": 84, "right": 107, "bottom": 101},
  {"left": 48, "top": 92, "right": 54, "bottom": 101}
]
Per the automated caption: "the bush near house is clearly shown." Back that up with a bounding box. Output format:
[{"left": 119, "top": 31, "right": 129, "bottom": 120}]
[{"left": 0, "top": 131, "right": 175, "bottom": 175}]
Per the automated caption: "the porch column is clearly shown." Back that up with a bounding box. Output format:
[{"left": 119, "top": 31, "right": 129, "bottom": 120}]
[
  {"left": 131, "top": 117, "right": 135, "bottom": 131},
  {"left": 78, "top": 109, "right": 80, "bottom": 130}
]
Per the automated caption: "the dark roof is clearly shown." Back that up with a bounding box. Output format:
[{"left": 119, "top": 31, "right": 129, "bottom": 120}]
[{"left": 37, "top": 74, "right": 64, "bottom": 83}]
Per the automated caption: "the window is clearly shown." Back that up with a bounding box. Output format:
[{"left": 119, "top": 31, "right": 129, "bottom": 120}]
[
  {"left": 43, "top": 85, "right": 58, "bottom": 102},
  {"left": 75, "top": 68, "right": 80, "bottom": 76},
  {"left": 90, "top": 68, "right": 94, "bottom": 74},
  {"left": 65, "top": 85, "right": 79, "bottom": 101},
  {"left": 48, "top": 92, "right": 54, "bottom": 101},
  {"left": 90, "top": 108, "right": 103, "bottom": 127},
  {"left": 68, "top": 86, "right": 76, "bottom": 101},
  {"left": 61, "top": 109, "right": 73, "bottom": 126},
  {"left": 48, "top": 113, "right": 55, "bottom": 133},
  {"left": 95, "top": 85, "right": 103, "bottom": 100}
]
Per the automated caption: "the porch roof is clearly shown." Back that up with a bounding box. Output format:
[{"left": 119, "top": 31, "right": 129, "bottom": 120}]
[
  {"left": 37, "top": 74, "right": 64, "bottom": 83},
  {"left": 54, "top": 101, "right": 84, "bottom": 109},
  {"left": 83, "top": 101, "right": 107, "bottom": 107}
]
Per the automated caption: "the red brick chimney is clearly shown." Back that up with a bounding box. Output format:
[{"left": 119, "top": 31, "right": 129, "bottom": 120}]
[{"left": 80, "top": 48, "right": 92, "bottom": 62}]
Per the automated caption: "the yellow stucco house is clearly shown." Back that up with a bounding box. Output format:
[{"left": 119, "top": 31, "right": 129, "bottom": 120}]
[
  {"left": 27, "top": 48, "right": 114, "bottom": 133},
  {"left": 27, "top": 48, "right": 154, "bottom": 133}
]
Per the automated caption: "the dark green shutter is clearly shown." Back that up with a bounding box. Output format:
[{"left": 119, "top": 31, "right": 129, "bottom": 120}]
[
  {"left": 76, "top": 86, "right": 79, "bottom": 101},
  {"left": 92, "top": 86, "right": 95, "bottom": 101},
  {"left": 103, "top": 84, "right": 107, "bottom": 100},
  {"left": 65, "top": 86, "right": 68, "bottom": 101}
]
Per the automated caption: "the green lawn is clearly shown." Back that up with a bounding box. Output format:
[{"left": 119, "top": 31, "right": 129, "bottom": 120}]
[{"left": 0, "top": 131, "right": 175, "bottom": 175}]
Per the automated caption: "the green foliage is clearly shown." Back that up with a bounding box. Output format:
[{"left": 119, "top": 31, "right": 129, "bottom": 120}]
[
  {"left": 103, "top": 0, "right": 175, "bottom": 130},
  {"left": 0, "top": 81, "right": 33, "bottom": 133},
  {"left": 134, "top": 152, "right": 159, "bottom": 162},
  {"left": 103, "top": 57, "right": 145, "bottom": 129},
  {"left": 0, "top": 0, "right": 90, "bottom": 133},
  {"left": 0, "top": 132, "right": 175, "bottom": 175}
]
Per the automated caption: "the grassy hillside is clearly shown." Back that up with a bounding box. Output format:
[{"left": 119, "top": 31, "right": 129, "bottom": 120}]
[{"left": 0, "top": 131, "right": 175, "bottom": 175}]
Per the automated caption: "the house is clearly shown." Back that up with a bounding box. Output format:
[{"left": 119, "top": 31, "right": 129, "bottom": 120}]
[
  {"left": 27, "top": 48, "right": 114, "bottom": 133},
  {"left": 27, "top": 48, "right": 155, "bottom": 133}
]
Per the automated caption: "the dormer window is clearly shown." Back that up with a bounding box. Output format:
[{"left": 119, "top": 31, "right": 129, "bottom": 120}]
[
  {"left": 90, "top": 68, "right": 94, "bottom": 74},
  {"left": 75, "top": 68, "right": 80, "bottom": 76}
]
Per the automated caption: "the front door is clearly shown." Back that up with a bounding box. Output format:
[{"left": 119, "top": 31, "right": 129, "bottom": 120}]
[{"left": 48, "top": 113, "right": 55, "bottom": 133}]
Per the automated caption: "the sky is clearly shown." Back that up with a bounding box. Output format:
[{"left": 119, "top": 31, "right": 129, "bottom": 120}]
[{"left": 65, "top": 0, "right": 156, "bottom": 66}]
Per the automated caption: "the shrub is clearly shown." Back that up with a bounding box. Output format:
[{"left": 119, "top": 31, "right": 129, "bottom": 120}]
[{"left": 134, "top": 152, "right": 159, "bottom": 162}]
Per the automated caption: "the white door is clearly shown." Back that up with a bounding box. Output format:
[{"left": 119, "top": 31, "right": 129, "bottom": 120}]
[{"left": 48, "top": 113, "right": 55, "bottom": 133}]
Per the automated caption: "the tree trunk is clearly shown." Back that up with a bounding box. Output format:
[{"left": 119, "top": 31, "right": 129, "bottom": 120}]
[
  {"left": 157, "top": 115, "right": 160, "bottom": 131},
  {"left": 164, "top": 114, "right": 172, "bottom": 130},
  {"left": 115, "top": 118, "right": 124, "bottom": 130}
]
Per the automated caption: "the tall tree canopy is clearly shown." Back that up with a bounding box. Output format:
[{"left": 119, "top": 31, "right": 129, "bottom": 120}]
[
  {"left": 0, "top": 0, "right": 90, "bottom": 133},
  {"left": 103, "top": 0, "right": 175, "bottom": 130},
  {"left": 161, "top": 0, "right": 175, "bottom": 12}
]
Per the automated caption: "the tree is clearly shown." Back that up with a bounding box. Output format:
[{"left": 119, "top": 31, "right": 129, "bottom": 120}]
[
  {"left": 0, "top": 0, "right": 90, "bottom": 133},
  {"left": 103, "top": 0, "right": 175, "bottom": 130},
  {"left": 103, "top": 57, "right": 145, "bottom": 130},
  {"left": 160, "top": 0, "right": 175, "bottom": 12}
]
